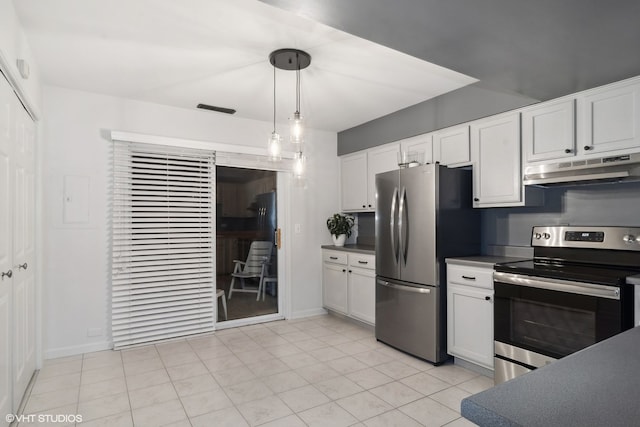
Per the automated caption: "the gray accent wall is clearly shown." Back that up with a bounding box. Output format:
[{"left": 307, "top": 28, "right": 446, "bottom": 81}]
[
  {"left": 337, "top": 82, "right": 536, "bottom": 155},
  {"left": 356, "top": 182, "right": 640, "bottom": 252},
  {"left": 481, "top": 182, "right": 640, "bottom": 250}
]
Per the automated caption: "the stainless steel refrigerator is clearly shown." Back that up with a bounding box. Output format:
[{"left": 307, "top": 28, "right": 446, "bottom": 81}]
[
  {"left": 255, "top": 192, "right": 278, "bottom": 291},
  {"left": 375, "top": 163, "right": 480, "bottom": 364}
]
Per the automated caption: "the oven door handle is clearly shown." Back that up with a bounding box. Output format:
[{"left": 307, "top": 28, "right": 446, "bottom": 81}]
[{"left": 493, "top": 271, "right": 621, "bottom": 300}]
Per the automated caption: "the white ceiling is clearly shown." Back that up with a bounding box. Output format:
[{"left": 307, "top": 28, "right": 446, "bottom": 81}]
[{"left": 14, "top": 0, "right": 477, "bottom": 132}]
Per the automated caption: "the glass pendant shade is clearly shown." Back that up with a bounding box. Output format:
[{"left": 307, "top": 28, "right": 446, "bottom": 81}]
[
  {"left": 268, "top": 131, "right": 282, "bottom": 160},
  {"left": 293, "top": 152, "right": 305, "bottom": 177},
  {"left": 290, "top": 111, "right": 304, "bottom": 144}
]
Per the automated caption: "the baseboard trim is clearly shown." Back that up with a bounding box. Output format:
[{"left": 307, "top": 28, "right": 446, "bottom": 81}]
[
  {"left": 45, "top": 341, "right": 112, "bottom": 359},
  {"left": 289, "top": 307, "right": 328, "bottom": 320},
  {"left": 453, "top": 357, "right": 494, "bottom": 378}
]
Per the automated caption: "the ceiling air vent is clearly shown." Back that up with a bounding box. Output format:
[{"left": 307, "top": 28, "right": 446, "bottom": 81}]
[{"left": 197, "top": 104, "right": 236, "bottom": 114}]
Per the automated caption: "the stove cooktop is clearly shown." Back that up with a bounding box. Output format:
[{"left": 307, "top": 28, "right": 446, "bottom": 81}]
[{"left": 494, "top": 259, "right": 640, "bottom": 287}]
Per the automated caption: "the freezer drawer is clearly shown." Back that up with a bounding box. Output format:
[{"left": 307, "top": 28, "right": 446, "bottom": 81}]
[{"left": 375, "top": 277, "right": 445, "bottom": 363}]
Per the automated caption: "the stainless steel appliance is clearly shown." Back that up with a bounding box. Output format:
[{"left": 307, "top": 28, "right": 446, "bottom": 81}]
[
  {"left": 375, "top": 163, "right": 480, "bottom": 364},
  {"left": 523, "top": 152, "right": 640, "bottom": 186},
  {"left": 493, "top": 226, "right": 640, "bottom": 384},
  {"left": 255, "top": 192, "right": 277, "bottom": 294}
]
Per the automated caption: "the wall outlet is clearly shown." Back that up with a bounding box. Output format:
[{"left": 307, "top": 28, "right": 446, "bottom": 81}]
[{"left": 87, "top": 328, "right": 102, "bottom": 337}]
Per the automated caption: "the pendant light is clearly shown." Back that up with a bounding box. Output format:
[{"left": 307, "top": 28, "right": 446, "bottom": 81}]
[
  {"left": 293, "top": 151, "right": 306, "bottom": 178},
  {"left": 267, "top": 63, "right": 281, "bottom": 160},
  {"left": 290, "top": 62, "right": 304, "bottom": 145},
  {"left": 269, "top": 49, "right": 311, "bottom": 175}
]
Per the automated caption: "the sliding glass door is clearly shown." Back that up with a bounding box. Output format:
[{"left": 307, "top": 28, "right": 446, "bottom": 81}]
[{"left": 215, "top": 166, "right": 278, "bottom": 323}]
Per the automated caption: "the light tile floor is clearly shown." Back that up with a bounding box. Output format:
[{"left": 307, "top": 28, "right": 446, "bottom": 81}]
[{"left": 21, "top": 315, "right": 493, "bottom": 427}]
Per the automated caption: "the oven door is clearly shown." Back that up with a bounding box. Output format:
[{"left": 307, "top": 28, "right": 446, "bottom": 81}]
[{"left": 494, "top": 271, "right": 627, "bottom": 362}]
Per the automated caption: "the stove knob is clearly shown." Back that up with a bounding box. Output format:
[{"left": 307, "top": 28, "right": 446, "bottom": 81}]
[
  {"left": 534, "top": 233, "right": 542, "bottom": 240},
  {"left": 623, "top": 234, "right": 636, "bottom": 244},
  {"left": 543, "top": 233, "right": 551, "bottom": 240}
]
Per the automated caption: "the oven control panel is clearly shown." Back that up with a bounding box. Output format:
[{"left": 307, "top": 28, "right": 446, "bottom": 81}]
[
  {"left": 531, "top": 226, "right": 640, "bottom": 250},
  {"left": 564, "top": 231, "right": 604, "bottom": 242}
]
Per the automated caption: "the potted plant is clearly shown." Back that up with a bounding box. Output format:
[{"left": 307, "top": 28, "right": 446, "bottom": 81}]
[{"left": 326, "top": 213, "right": 354, "bottom": 247}]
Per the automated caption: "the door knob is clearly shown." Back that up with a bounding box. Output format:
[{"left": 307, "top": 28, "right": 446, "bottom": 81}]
[
  {"left": 17, "top": 262, "right": 27, "bottom": 271},
  {"left": 1, "top": 270, "right": 12, "bottom": 280}
]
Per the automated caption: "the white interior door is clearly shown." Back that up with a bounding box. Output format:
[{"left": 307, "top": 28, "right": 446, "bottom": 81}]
[
  {"left": 0, "top": 71, "right": 14, "bottom": 427},
  {"left": 0, "top": 72, "right": 36, "bottom": 419},
  {"left": 11, "top": 101, "right": 36, "bottom": 408}
]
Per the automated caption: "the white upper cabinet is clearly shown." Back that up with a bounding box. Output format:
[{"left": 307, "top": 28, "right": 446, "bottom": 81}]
[
  {"left": 340, "top": 143, "right": 399, "bottom": 212},
  {"left": 367, "top": 143, "right": 400, "bottom": 211},
  {"left": 399, "top": 133, "right": 433, "bottom": 165},
  {"left": 522, "top": 99, "right": 576, "bottom": 163},
  {"left": 578, "top": 79, "right": 640, "bottom": 155},
  {"left": 471, "top": 113, "right": 522, "bottom": 207},
  {"left": 433, "top": 125, "right": 471, "bottom": 167},
  {"left": 340, "top": 152, "right": 368, "bottom": 211}
]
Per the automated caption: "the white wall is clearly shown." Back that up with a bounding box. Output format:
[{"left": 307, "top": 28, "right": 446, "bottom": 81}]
[
  {"left": 0, "top": 0, "right": 42, "bottom": 112},
  {"left": 42, "top": 85, "right": 339, "bottom": 358}
]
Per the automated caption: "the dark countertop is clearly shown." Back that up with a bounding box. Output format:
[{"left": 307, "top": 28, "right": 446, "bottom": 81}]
[
  {"left": 321, "top": 244, "right": 375, "bottom": 255},
  {"left": 461, "top": 326, "right": 640, "bottom": 427},
  {"left": 445, "top": 256, "right": 527, "bottom": 268}
]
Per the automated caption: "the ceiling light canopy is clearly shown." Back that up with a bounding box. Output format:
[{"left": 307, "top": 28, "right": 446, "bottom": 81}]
[{"left": 269, "top": 49, "right": 312, "bottom": 71}]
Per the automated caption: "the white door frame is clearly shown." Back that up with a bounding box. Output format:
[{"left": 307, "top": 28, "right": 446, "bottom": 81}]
[{"left": 213, "top": 170, "right": 291, "bottom": 330}]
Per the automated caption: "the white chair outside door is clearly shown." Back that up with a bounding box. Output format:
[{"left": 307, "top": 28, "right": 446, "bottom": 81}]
[{"left": 228, "top": 241, "right": 273, "bottom": 301}]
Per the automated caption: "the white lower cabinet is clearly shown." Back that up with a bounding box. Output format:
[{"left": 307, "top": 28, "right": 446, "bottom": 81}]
[
  {"left": 348, "top": 266, "right": 376, "bottom": 324},
  {"left": 322, "top": 261, "right": 348, "bottom": 314},
  {"left": 322, "top": 250, "right": 375, "bottom": 325},
  {"left": 447, "top": 263, "right": 494, "bottom": 370}
]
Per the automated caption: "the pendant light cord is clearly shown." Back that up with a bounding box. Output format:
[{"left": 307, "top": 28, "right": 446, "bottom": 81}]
[{"left": 296, "top": 53, "right": 300, "bottom": 113}]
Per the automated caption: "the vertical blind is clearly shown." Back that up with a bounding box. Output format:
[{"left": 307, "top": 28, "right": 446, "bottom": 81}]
[{"left": 111, "top": 141, "right": 215, "bottom": 349}]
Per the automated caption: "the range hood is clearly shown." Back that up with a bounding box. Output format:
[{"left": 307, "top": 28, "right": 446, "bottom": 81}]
[{"left": 523, "top": 153, "right": 640, "bottom": 186}]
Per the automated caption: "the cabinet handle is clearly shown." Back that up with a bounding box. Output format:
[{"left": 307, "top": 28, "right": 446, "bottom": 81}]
[
  {"left": 368, "top": 204, "right": 372, "bottom": 208},
  {"left": 1, "top": 270, "right": 12, "bottom": 280},
  {"left": 357, "top": 260, "right": 368, "bottom": 264},
  {"left": 348, "top": 270, "right": 352, "bottom": 273},
  {"left": 564, "top": 149, "right": 572, "bottom": 154},
  {"left": 473, "top": 198, "right": 479, "bottom": 202},
  {"left": 342, "top": 269, "right": 346, "bottom": 273},
  {"left": 329, "top": 256, "right": 338, "bottom": 260},
  {"left": 17, "top": 262, "right": 28, "bottom": 270},
  {"left": 485, "top": 296, "right": 491, "bottom": 301},
  {"left": 462, "top": 275, "right": 476, "bottom": 280},
  {"left": 584, "top": 145, "right": 592, "bottom": 151},
  {"left": 362, "top": 204, "right": 366, "bottom": 208}
]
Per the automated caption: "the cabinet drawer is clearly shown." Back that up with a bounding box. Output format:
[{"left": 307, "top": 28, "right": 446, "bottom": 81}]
[
  {"left": 447, "top": 265, "right": 493, "bottom": 290},
  {"left": 323, "top": 250, "right": 348, "bottom": 264},
  {"left": 349, "top": 253, "right": 375, "bottom": 270}
]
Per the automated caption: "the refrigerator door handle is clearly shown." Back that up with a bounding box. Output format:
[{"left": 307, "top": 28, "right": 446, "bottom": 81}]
[
  {"left": 398, "top": 186, "right": 408, "bottom": 264},
  {"left": 377, "top": 279, "right": 432, "bottom": 294},
  {"left": 390, "top": 187, "right": 399, "bottom": 262}
]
